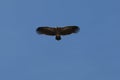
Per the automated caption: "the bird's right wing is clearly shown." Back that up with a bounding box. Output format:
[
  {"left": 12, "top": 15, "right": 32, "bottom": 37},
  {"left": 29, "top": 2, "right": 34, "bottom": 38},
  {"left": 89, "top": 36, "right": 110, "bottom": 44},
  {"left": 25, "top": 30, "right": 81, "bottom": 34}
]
[
  {"left": 36, "top": 27, "right": 56, "bottom": 36},
  {"left": 60, "top": 26, "right": 80, "bottom": 35}
]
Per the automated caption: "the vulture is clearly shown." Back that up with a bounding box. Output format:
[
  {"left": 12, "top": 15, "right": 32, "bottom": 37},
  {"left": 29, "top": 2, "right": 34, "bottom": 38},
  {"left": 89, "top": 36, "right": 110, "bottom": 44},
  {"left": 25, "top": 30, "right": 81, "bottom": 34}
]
[{"left": 36, "top": 26, "right": 80, "bottom": 40}]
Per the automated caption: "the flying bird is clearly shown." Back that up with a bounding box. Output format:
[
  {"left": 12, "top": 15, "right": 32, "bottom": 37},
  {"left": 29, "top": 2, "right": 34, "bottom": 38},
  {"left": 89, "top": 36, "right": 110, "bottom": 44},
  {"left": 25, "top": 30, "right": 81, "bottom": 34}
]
[{"left": 36, "top": 26, "right": 80, "bottom": 40}]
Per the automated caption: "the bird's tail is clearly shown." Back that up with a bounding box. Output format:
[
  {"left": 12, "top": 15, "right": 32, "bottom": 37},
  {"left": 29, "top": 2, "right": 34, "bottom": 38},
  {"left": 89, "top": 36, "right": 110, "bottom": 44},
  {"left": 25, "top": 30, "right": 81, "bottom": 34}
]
[{"left": 55, "top": 34, "right": 61, "bottom": 40}]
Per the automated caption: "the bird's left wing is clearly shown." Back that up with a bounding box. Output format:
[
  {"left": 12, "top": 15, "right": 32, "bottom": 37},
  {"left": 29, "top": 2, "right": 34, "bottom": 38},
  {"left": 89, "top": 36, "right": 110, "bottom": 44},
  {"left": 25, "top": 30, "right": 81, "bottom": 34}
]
[{"left": 36, "top": 27, "right": 56, "bottom": 36}]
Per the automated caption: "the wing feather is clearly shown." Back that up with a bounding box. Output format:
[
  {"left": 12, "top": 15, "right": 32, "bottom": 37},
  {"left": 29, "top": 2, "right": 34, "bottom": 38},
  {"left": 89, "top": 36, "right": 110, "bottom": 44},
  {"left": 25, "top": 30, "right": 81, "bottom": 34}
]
[
  {"left": 60, "top": 26, "right": 80, "bottom": 35},
  {"left": 36, "top": 27, "right": 56, "bottom": 36}
]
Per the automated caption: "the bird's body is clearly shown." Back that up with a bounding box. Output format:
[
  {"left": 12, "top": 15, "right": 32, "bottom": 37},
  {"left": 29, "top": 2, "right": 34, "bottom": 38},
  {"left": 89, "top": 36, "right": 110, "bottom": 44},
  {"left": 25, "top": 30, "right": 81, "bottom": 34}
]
[{"left": 36, "top": 26, "right": 80, "bottom": 40}]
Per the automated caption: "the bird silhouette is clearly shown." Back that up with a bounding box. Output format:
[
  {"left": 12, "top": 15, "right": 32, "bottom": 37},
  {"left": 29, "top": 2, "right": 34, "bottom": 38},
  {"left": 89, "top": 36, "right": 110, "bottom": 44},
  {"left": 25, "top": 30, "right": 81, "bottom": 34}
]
[{"left": 36, "top": 26, "right": 80, "bottom": 40}]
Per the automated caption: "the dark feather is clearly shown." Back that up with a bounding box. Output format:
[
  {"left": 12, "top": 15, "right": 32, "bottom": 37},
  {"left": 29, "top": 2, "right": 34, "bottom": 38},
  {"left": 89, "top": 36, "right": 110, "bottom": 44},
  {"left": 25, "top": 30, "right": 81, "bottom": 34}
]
[
  {"left": 36, "top": 27, "right": 56, "bottom": 36},
  {"left": 60, "top": 26, "right": 80, "bottom": 35},
  {"left": 55, "top": 36, "right": 61, "bottom": 40},
  {"left": 36, "top": 26, "right": 80, "bottom": 40}
]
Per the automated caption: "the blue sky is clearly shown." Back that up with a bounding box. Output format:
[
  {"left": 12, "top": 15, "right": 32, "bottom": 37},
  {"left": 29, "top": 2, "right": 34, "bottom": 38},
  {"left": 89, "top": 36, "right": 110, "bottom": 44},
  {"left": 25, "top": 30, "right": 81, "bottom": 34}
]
[{"left": 0, "top": 0, "right": 120, "bottom": 80}]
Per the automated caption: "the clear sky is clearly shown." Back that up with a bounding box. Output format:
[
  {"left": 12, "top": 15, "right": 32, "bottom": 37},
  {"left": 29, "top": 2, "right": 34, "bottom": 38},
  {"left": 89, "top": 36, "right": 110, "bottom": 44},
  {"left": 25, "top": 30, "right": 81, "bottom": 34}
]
[{"left": 0, "top": 0, "right": 120, "bottom": 80}]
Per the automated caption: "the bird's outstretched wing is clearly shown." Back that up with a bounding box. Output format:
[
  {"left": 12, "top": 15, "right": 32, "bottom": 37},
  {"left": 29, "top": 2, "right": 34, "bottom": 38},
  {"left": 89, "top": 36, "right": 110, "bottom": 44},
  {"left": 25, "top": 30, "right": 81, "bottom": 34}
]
[
  {"left": 60, "top": 26, "right": 80, "bottom": 35},
  {"left": 36, "top": 27, "right": 56, "bottom": 36}
]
